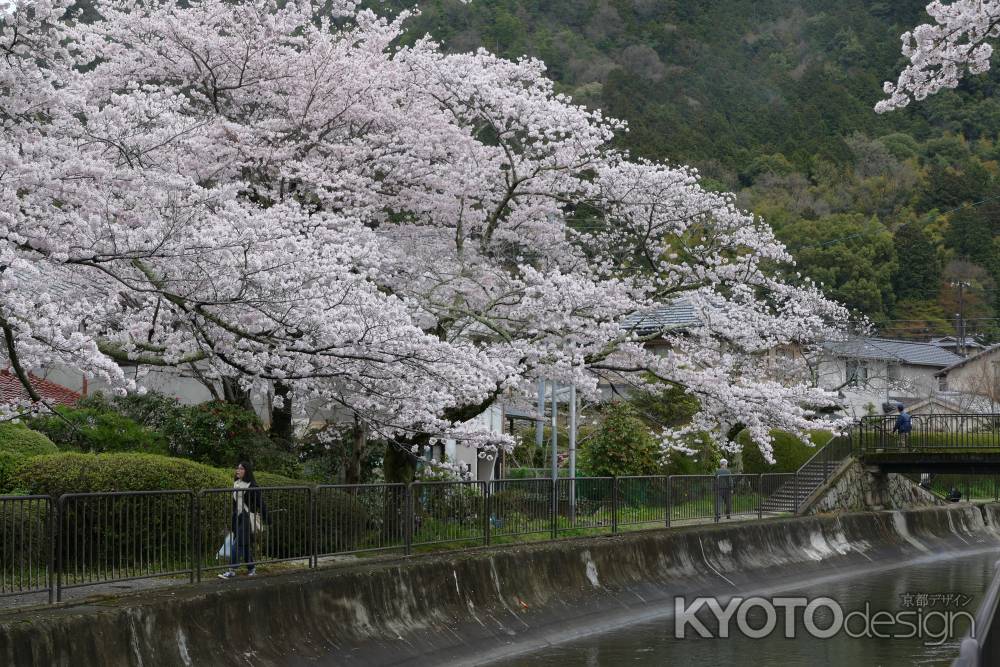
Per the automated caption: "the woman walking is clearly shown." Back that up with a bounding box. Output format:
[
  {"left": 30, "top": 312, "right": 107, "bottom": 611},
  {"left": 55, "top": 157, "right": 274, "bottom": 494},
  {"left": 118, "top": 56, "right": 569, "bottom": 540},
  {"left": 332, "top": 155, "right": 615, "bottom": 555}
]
[{"left": 219, "top": 461, "right": 268, "bottom": 579}]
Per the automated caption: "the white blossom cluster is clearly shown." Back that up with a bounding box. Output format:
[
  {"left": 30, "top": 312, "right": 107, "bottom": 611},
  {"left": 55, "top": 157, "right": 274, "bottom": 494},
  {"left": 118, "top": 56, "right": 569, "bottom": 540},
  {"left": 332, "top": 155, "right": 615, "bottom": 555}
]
[
  {"left": 0, "top": 0, "right": 851, "bottom": 462},
  {"left": 878, "top": 0, "right": 1000, "bottom": 112}
]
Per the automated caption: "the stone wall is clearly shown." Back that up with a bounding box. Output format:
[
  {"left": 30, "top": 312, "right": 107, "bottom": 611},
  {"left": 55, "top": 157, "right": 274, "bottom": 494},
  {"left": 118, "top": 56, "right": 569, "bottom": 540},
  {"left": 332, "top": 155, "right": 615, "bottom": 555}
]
[
  {"left": 1, "top": 504, "right": 995, "bottom": 667},
  {"left": 804, "top": 460, "right": 945, "bottom": 514}
]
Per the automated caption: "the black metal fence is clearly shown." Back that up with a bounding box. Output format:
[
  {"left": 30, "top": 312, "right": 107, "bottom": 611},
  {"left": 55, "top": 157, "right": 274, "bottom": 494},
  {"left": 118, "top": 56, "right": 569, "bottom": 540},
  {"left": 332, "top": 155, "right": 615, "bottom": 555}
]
[
  {"left": 0, "top": 470, "right": 841, "bottom": 605},
  {"left": 857, "top": 414, "right": 1000, "bottom": 455}
]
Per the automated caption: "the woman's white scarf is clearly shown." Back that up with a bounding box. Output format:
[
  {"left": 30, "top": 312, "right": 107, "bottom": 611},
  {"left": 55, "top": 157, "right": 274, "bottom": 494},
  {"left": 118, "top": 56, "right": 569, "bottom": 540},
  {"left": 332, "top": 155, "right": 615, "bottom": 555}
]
[{"left": 233, "top": 480, "right": 250, "bottom": 515}]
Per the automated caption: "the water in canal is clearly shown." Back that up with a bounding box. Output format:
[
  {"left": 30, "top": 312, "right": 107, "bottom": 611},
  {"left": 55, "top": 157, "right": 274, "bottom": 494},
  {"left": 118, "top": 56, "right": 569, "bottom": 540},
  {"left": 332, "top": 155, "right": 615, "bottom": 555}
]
[{"left": 493, "top": 548, "right": 1000, "bottom": 666}]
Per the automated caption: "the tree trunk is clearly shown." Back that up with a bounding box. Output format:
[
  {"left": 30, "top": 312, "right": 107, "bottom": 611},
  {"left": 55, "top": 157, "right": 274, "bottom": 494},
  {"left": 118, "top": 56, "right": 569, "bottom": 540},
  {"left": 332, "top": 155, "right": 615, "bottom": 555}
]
[
  {"left": 270, "top": 381, "right": 294, "bottom": 443},
  {"left": 220, "top": 377, "right": 254, "bottom": 411},
  {"left": 384, "top": 437, "right": 423, "bottom": 484},
  {"left": 346, "top": 414, "right": 367, "bottom": 485}
]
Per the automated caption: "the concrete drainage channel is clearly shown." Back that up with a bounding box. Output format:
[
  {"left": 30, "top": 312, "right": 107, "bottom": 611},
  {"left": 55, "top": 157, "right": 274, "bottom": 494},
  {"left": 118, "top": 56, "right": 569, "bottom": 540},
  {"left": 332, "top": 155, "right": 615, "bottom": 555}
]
[{"left": 1, "top": 504, "right": 999, "bottom": 666}]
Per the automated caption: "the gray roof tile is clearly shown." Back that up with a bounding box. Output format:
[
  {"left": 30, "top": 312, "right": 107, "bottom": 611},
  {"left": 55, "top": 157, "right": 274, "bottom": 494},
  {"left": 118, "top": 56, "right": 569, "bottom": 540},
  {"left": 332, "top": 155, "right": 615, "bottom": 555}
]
[
  {"left": 621, "top": 298, "right": 699, "bottom": 335},
  {"left": 823, "top": 337, "right": 963, "bottom": 368}
]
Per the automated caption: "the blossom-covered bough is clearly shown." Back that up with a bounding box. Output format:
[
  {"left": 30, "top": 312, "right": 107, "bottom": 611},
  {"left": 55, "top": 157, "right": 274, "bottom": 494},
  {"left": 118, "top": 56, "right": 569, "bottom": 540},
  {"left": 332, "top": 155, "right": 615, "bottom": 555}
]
[
  {"left": 1, "top": 0, "right": 850, "bottom": 464},
  {"left": 877, "top": 0, "right": 1000, "bottom": 113}
]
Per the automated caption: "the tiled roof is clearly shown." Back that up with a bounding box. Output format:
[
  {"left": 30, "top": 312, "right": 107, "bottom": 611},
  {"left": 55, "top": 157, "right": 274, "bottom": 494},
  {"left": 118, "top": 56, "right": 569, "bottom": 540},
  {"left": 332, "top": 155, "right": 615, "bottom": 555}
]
[
  {"left": 0, "top": 369, "right": 81, "bottom": 407},
  {"left": 934, "top": 344, "right": 1000, "bottom": 376},
  {"left": 621, "top": 298, "right": 700, "bottom": 335},
  {"left": 822, "top": 337, "right": 963, "bottom": 368}
]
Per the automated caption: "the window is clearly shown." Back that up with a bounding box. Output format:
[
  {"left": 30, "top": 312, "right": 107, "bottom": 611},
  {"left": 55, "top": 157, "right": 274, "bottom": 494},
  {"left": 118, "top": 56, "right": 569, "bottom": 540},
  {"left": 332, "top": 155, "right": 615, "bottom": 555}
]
[
  {"left": 939, "top": 376, "right": 948, "bottom": 392},
  {"left": 846, "top": 359, "right": 868, "bottom": 387},
  {"left": 887, "top": 364, "right": 901, "bottom": 382}
]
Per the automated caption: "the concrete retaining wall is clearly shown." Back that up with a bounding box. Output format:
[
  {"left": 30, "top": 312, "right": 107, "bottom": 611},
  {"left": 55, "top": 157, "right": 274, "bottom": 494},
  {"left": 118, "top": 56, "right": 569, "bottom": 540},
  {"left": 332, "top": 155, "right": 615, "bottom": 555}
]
[
  {"left": 2, "top": 505, "right": 999, "bottom": 666},
  {"left": 803, "top": 459, "right": 945, "bottom": 514}
]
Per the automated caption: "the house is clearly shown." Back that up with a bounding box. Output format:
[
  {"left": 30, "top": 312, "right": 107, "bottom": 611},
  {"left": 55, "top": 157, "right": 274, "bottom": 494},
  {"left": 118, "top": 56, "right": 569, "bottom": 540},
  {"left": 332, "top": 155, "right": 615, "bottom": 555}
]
[
  {"left": 0, "top": 368, "right": 81, "bottom": 408},
  {"left": 818, "top": 337, "right": 963, "bottom": 418},
  {"left": 934, "top": 344, "right": 1000, "bottom": 404},
  {"left": 906, "top": 391, "right": 999, "bottom": 415},
  {"left": 929, "top": 336, "right": 986, "bottom": 357}
]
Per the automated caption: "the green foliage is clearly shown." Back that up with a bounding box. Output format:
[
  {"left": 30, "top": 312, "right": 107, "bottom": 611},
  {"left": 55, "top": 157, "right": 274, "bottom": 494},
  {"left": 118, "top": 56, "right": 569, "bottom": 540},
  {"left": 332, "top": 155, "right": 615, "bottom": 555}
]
[
  {"left": 777, "top": 214, "right": 897, "bottom": 320},
  {"left": 64, "top": 393, "right": 302, "bottom": 477},
  {"left": 579, "top": 402, "right": 662, "bottom": 477},
  {"left": 0, "top": 452, "right": 27, "bottom": 494},
  {"left": 0, "top": 422, "right": 59, "bottom": 457},
  {"left": 29, "top": 403, "right": 170, "bottom": 456},
  {"left": 739, "top": 430, "right": 834, "bottom": 474},
  {"left": 11, "top": 452, "right": 231, "bottom": 497},
  {"left": 159, "top": 400, "right": 298, "bottom": 475},
  {"left": 892, "top": 222, "right": 942, "bottom": 301}
]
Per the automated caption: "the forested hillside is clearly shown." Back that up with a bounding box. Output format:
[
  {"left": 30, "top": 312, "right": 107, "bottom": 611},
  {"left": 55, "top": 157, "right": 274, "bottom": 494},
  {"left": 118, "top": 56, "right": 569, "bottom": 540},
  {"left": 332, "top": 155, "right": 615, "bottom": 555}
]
[{"left": 385, "top": 0, "right": 1000, "bottom": 339}]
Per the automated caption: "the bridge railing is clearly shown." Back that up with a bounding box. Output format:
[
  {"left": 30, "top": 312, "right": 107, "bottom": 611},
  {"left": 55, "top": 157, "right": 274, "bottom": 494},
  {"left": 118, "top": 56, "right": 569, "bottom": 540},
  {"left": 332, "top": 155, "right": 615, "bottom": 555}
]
[{"left": 857, "top": 414, "right": 1000, "bottom": 455}]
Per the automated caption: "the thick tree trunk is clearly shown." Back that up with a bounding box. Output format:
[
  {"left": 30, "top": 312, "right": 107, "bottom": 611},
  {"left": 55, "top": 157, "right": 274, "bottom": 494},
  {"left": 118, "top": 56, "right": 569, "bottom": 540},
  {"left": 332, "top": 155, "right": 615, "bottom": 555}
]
[
  {"left": 345, "top": 414, "right": 367, "bottom": 484},
  {"left": 220, "top": 377, "right": 254, "bottom": 411},
  {"left": 270, "top": 381, "right": 294, "bottom": 443}
]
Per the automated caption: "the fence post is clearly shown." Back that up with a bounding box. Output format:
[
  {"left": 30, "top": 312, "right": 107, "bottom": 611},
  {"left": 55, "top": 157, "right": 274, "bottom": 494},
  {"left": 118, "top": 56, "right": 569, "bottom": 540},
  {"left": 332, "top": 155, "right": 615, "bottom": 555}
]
[
  {"left": 188, "top": 492, "right": 196, "bottom": 584},
  {"left": 404, "top": 483, "right": 414, "bottom": 556},
  {"left": 483, "top": 481, "right": 491, "bottom": 548},
  {"left": 56, "top": 495, "right": 64, "bottom": 602},
  {"left": 713, "top": 475, "right": 719, "bottom": 523},
  {"left": 550, "top": 478, "right": 558, "bottom": 540},
  {"left": 611, "top": 477, "right": 619, "bottom": 534},
  {"left": 758, "top": 474, "right": 764, "bottom": 520},
  {"left": 193, "top": 491, "right": 202, "bottom": 583},
  {"left": 47, "top": 496, "right": 56, "bottom": 604},
  {"left": 665, "top": 476, "right": 671, "bottom": 528},
  {"left": 308, "top": 487, "right": 316, "bottom": 568}
]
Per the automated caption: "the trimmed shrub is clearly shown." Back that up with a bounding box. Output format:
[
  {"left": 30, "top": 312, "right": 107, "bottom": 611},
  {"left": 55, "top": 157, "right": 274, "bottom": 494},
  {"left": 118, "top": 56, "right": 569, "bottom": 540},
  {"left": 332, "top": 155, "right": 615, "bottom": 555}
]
[
  {"left": 29, "top": 406, "right": 169, "bottom": 456},
  {"left": 0, "top": 452, "right": 28, "bottom": 494},
  {"left": 0, "top": 423, "right": 59, "bottom": 457},
  {"left": 739, "top": 429, "right": 834, "bottom": 474},
  {"left": 579, "top": 402, "right": 662, "bottom": 477},
  {"left": 11, "top": 452, "right": 230, "bottom": 498}
]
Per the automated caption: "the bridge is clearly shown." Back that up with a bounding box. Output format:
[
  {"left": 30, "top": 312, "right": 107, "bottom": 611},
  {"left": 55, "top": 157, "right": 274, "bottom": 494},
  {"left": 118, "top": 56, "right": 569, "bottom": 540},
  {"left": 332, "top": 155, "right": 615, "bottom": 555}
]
[{"left": 856, "top": 414, "right": 1000, "bottom": 474}]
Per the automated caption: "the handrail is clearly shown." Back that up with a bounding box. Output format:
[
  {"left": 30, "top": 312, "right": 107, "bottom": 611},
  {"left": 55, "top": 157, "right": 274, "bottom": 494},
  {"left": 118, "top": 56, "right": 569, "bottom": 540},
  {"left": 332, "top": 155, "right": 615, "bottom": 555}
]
[{"left": 953, "top": 559, "right": 1000, "bottom": 667}]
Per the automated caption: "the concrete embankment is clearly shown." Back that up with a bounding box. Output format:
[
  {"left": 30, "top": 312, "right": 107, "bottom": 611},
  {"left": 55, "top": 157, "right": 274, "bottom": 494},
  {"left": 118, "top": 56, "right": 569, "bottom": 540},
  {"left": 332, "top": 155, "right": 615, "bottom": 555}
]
[{"left": 3, "top": 505, "right": 1000, "bottom": 666}]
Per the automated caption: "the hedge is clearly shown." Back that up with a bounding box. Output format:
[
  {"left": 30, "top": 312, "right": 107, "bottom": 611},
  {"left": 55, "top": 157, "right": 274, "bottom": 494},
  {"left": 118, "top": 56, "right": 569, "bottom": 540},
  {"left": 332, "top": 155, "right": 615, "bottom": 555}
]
[
  {"left": 10, "top": 452, "right": 231, "bottom": 498},
  {"left": 0, "top": 423, "right": 60, "bottom": 457},
  {"left": 739, "top": 429, "right": 835, "bottom": 474},
  {"left": 0, "top": 424, "right": 61, "bottom": 494}
]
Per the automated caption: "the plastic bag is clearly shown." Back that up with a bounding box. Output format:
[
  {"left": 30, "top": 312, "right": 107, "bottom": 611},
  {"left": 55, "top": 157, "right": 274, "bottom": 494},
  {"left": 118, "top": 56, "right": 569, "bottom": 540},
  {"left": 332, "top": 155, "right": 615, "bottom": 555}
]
[{"left": 216, "top": 532, "right": 233, "bottom": 560}]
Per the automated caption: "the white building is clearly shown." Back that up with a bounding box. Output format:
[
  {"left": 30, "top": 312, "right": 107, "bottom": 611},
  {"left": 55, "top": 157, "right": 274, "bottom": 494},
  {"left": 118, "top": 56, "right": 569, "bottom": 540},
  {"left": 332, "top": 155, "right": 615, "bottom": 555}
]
[{"left": 818, "top": 337, "right": 963, "bottom": 418}]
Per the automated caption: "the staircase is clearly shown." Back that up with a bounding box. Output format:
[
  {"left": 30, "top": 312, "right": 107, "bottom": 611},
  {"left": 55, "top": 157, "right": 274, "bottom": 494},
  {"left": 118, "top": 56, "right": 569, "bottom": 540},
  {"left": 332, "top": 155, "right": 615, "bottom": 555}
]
[{"left": 759, "top": 435, "right": 853, "bottom": 514}]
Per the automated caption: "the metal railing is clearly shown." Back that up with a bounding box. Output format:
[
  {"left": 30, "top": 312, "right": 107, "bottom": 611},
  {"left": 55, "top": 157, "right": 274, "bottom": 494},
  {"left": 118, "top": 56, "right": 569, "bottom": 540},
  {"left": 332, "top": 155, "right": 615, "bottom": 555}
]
[
  {"left": 0, "top": 459, "right": 855, "bottom": 606},
  {"left": 954, "top": 559, "right": 1000, "bottom": 667},
  {"left": 858, "top": 414, "right": 1000, "bottom": 455}
]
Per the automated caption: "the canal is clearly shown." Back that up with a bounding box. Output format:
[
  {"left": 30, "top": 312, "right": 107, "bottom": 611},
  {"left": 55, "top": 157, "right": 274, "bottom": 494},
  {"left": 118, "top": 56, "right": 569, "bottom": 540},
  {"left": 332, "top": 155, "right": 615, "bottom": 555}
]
[{"left": 492, "top": 548, "right": 1000, "bottom": 666}]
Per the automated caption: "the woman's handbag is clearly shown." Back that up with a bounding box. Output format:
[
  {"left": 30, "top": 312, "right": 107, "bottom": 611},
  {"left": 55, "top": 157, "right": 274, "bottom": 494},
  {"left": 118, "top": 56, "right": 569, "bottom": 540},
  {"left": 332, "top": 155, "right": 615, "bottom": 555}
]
[{"left": 250, "top": 512, "right": 264, "bottom": 533}]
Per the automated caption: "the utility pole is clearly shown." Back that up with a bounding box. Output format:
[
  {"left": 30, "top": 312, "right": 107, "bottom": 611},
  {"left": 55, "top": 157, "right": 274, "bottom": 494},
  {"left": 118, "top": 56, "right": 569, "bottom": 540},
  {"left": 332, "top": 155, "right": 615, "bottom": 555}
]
[
  {"left": 550, "top": 382, "right": 559, "bottom": 481},
  {"left": 952, "top": 281, "right": 970, "bottom": 356},
  {"left": 568, "top": 385, "right": 577, "bottom": 519},
  {"left": 535, "top": 378, "right": 545, "bottom": 453}
]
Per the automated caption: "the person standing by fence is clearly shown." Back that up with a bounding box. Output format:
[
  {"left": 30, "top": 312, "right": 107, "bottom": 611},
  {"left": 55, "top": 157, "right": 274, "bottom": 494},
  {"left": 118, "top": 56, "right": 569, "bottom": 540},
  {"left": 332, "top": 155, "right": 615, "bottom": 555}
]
[
  {"left": 219, "top": 462, "right": 268, "bottom": 579},
  {"left": 891, "top": 405, "right": 912, "bottom": 449},
  {"left": 715, "top": 458, "right": 733, "bottom": 521}
]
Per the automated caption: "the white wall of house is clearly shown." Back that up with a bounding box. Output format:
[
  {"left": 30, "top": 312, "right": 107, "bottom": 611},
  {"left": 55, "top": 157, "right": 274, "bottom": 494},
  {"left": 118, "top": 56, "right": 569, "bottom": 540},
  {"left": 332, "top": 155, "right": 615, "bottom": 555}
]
[
  {"left": 816, "top": 357, "right": 941, "bottom": 417},
  {"left": 939, "top": 348, "right": 1000, "bottom": 400},
  {"left": 443, "top": 404, "right": 504, "bottom": 482}
]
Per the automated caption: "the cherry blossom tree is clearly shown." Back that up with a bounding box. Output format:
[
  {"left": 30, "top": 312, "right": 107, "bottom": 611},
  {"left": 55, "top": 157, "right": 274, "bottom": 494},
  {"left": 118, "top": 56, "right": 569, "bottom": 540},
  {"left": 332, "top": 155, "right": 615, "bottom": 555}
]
[
  {"left": 877, "top": 0, "right": 1000, "bottom": 113},
  {"left": 1, "top": 0, "right": 850, "bottom": 464}
]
